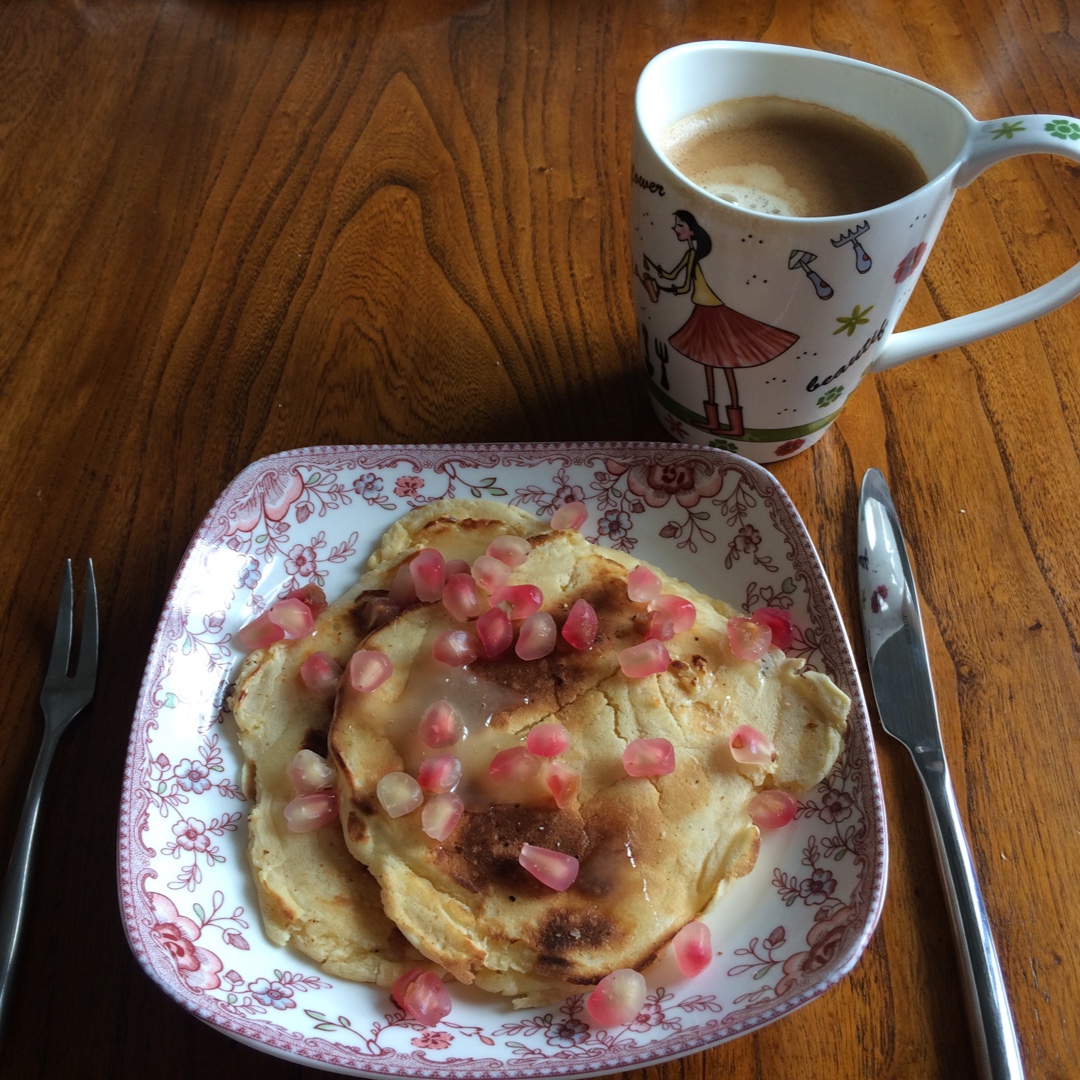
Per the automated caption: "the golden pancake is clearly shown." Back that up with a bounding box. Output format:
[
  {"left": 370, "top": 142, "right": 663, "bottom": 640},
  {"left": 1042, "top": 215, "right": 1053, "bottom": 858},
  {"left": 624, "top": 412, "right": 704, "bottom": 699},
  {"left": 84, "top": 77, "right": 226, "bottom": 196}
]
[{"left": 328, "top": 501, "right": 850, "bottom": 1005}]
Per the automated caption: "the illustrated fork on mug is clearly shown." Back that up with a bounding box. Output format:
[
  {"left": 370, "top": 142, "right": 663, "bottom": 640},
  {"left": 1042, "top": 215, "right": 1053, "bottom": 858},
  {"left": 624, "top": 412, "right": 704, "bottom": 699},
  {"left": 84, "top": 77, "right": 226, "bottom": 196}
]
[{"left": 0, "top": 559, "right": 98, "bottom": 1041}]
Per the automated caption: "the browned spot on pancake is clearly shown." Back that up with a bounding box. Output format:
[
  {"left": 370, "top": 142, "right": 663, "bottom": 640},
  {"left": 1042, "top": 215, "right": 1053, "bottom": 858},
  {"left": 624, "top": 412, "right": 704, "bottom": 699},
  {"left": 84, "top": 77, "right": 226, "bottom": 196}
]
[
  {"left": 434, "top": 806, "right": 589, "bottom": 894},
  {"left": 349, "top": 591, "right": 402, "bottom": 639},
  {"left": 346, "top": 810, "right": 369, "bottom": 844}
]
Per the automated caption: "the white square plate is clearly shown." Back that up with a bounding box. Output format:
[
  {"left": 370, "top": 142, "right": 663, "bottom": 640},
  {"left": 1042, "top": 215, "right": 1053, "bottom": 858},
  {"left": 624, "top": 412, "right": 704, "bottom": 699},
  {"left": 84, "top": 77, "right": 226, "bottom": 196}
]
[{"left": 119, "top": 442, "right": 885, "bottom": 1077}]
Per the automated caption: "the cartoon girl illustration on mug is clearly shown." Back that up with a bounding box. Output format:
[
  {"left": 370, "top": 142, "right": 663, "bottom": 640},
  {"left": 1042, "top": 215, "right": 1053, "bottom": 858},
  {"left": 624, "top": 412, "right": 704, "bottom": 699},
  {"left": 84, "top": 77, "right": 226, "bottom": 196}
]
[{"left": 642, "top": 210, "right": 798, "bottom": 437}]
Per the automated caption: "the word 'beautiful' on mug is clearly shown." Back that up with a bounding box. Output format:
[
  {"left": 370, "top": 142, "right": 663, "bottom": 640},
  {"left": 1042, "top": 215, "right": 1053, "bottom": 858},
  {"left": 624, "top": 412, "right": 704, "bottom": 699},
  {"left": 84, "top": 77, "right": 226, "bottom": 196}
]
[{"left": 630, "top": 41, "right": 1080, "bottom": 463}]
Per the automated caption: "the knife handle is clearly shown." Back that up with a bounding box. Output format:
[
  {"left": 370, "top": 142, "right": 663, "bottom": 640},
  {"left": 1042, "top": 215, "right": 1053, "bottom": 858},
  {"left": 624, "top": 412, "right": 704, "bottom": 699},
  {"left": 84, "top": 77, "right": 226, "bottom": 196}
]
[{"left": 915, "top": 751, "right": 1025, "bottom": 1079}]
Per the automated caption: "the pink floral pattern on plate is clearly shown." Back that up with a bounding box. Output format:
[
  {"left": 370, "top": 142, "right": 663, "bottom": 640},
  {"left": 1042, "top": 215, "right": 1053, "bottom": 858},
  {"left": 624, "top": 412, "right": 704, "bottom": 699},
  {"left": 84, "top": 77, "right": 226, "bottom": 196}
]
[{"left": 119, "top": 442, "right": 885, "bottom": 1078}]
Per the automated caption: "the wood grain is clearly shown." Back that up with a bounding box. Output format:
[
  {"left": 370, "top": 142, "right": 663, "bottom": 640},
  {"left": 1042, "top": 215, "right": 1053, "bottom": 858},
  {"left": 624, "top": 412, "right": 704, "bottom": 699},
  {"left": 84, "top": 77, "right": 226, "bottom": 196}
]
[{"left": 1, "top": 1, "right": 1077, "bottom": 1077}]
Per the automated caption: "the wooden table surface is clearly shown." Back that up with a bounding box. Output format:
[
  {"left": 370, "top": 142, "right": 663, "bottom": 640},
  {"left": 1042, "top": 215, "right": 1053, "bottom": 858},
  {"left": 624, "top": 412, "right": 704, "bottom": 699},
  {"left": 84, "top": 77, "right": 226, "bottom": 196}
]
[{"left": 2, "top": 1, "right": 1078, "bottom": 1077}]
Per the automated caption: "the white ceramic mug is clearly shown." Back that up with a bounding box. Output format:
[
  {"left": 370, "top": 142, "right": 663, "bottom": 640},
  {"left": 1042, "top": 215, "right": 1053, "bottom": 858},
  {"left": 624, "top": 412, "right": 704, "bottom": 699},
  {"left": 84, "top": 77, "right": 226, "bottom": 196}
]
[{"left": 631, "top": 41, "right": 1080, "bottom": 462}]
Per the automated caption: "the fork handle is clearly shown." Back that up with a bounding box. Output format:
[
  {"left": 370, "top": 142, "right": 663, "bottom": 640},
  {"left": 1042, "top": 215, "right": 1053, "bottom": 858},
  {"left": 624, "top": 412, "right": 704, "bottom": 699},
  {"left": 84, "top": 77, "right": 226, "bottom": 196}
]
[{"left": 0, "top": 728, "right": 61, "bottom": 1041}]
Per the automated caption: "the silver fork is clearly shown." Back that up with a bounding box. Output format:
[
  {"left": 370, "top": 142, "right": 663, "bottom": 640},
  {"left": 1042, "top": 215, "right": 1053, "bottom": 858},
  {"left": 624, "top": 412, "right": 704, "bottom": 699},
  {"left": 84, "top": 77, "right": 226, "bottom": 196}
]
[{"left": 0, "top": 559, "right": 98, "bottom": 1039}]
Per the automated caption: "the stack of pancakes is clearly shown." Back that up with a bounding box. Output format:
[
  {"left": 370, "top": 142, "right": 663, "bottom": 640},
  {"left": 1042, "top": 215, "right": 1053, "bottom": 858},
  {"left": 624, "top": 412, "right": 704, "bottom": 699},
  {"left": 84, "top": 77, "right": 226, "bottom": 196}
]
[{"left": 231, "top": 498, "right": 849, "bottom": 1006}]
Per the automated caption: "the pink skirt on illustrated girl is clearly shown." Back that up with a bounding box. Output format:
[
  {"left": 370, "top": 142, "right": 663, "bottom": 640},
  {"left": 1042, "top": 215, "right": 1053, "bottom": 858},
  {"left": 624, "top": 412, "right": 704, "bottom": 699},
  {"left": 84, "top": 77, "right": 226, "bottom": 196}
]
[{"left": 669, "top": 303, "right": 798, "bottom": 368}]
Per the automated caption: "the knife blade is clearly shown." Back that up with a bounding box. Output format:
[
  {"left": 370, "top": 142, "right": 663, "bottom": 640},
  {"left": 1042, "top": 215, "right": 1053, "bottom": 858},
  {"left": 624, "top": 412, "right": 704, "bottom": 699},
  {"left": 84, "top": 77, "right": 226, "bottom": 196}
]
[{"left": 857, "top": 468, "right": 1024, "bottom": 1080}]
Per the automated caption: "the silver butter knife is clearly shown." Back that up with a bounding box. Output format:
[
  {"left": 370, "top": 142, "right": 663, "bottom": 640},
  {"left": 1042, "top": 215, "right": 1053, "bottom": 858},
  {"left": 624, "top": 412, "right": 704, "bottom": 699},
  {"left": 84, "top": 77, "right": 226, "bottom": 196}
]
[{"left": 857, "top": 469, "right": 1024, "bottom": 1080}]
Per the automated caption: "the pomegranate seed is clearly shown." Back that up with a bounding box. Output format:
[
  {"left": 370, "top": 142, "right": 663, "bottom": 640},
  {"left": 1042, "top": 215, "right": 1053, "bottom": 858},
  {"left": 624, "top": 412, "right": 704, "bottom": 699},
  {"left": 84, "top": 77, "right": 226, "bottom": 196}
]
[
  {"left": 586, "top": 969, "right": 647, "bottom": 1026},
  {"left": 728, "top": 616, "right": 772, "bottom": 661},
  {"left": 551, "top": 501, "right": 588, "bottom": 530},
  {"left": 267, "top": 597, "right": 315, "bottom": 637},
  {"left": 299, "top": 651, "right": 343, "bottom": 696},
  {"left": 421, "top": 791, "right": 464, "bottom": 841},
  {"left": 476, "top": 606, "right": 514, "bottom": 657},
  {"left": 748, "top": 789, "right": 798, "bottom": 828},
  {"left": 376, "top": 771, "right": 423, "bottom": 817},
  {"left": 285, "top": 583, "right": 328, "bottom": 619},
  {"left": 472, "top": 554, "right": 511, "bottom": 593},
  {"left": 417, "top": 754, "right": 462, "bottom": 793},
  {"left": 487, "top": 534, "right": 531, "bottom": 567},
  {"left": 516, "top": 611, "right": 556, "bottom": 660},
  {"left": 235, "top": 610, "right": 285, "bottom": 651},
  {"left": 526, "top": 721, "right": 571, "bottom": 758},
  {"left": 561, "top": 598, "right": 598, "bottom": 650},
  {"left": 647, "top": 594, "right": 696, "bottom": 633},
  {"left": 442, "top": 573, "right": 480, "bottom": 621},
  {"left": 751, "top": 606, "right": 794, "bottom": 650},
  {"left": 287, "top": 749, "right": 335, "bottom": 793},
  {"left": 618, "top": 639, "right": 670, "bottom": 678},
  {"left": 729, "top": 725, "right": 777, "bottom": 767},
  {"left": 283, "top": 791, "right": 338, "bottom": 832},
  {"left": 489, "top": 583, "right": 543, "bottom": 620},
  {"left": 488, "top": 746, "right": 540, "bottom": 783},
  {"left": 410, "top": 548, "right": 446, "bottom": 603},
  {"left": 543, "top": 760, "right": 581, "bottom": 808},
  {"left": 388, "top": 561, "right": 418, "bottom": 608},
  {"left": 419, "top": 699, "right": 463, "bottom": 747},
  {"left": 432, "top": 629, "right": 480, "bottom": 666},
  {"left": 519, "top": 843, "right": 579, "bottom": 891},
  {"left": 348, "top": 649, "right": 393, "bottom": 692},
  {"left": 672, "top": 921, "right": 712, "bottom": 976},
  {"left": 445, "top": 558, "right": 470, "bottom": 577},
  {"left": 627, "top": 565, "right": 662, "bottom": 603},
  {"left": 395, "top": 969, "right": 452, "bottom": 1026},
  {"left": 644, "top": 611, "right": 675, "bottom": 642},
  {"left": 623, "top": 737, "right": 676, "bottom": 777}
]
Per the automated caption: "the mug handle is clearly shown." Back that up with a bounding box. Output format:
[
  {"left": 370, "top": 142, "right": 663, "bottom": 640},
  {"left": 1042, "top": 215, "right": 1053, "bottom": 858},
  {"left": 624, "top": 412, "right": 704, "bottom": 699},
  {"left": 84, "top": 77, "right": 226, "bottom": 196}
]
[{"left": 871, "top": 114, "right": 1080, "bottom": 372}]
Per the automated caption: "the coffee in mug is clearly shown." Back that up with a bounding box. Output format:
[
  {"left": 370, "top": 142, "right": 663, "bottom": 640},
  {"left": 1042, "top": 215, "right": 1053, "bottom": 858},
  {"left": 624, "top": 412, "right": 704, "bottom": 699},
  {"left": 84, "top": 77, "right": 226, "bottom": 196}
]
[{"left": 660, "top": 96, "right": 927, "bottom": 218}]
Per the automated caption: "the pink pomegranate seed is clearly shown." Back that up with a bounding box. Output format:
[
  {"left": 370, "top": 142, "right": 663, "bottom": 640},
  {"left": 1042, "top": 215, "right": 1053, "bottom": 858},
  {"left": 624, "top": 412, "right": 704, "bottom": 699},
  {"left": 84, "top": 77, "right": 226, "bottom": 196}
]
[
  {"left": 283, "top": 791, "right": 338, "bottom": 832},
  {"left": 287, "top": 749, "right": 335, "bottom": 793},
  {"left": 285, "top": 583, "right": 328, "bottom": 619},
  {"left": 672, "top": 921, "right": 712, "bottom": 977},
  {"left": 432, "top": 628, "right": 480, "bottom": 666},
  {"left": 417, "top": 754, "right": 462, "bottom": 793},
  {"left": 419, "top": 699, "right": 463, "bottom": 747},
  {"left": 445, "top": 558, "right": 471, "bottom": 577},
  {"left": 235, "top": 610, "right": 285, "bottom": 651},
  {"left": 543, "top": 760, "right": 581, "bottom": 808},
  {"left": 487, "top": 534, "right": 531, "bottom": 567},
  {"left": 348, "top": 649, "right": 393, "bottom": 692},
  {"left": 490, "top": 583, "right": 543, "bottom": 620},
  {"left": 476, "top": 606, "right": 514, "bottom": 657},
  {"left": 376, "top": 771, "right": 423, "bottom": 817},
  {"left": 623, "top": 737, "right": 676, "bottom": 777},
  {"left": 627, "top": 565, "right": 662, "bottom": 603},
  {"left": 519, "top": 843, "right": 579, "bottom": 891},
  {"left": 442, "top": 572, "right": 481, "bottom": 621},
  {"left": 551, "top": 501, "right": 588, "bottom": 530},
  {"left": 526, "top": 721, "right": 571, "bottom": 758},
  {"left": 267, "top": 597, "right": 315, "bottom": 637},
  {"left": 618, "top": 639, "right": 670, "bottom": 678},
  {"left": 748, "top": 789, "right": 798, "bottom": 828},
  {"left": 394, "top": 969, "right": 452, "bottom": 1026},
  {"left": 644, "top": 611, "right": 675, "bottom": 642},
  {"left": 752, "top": 606, "right": 794, "bottom": 650},
  {"left": 471, "top": 554, "right": 511, "bottom": 593},
  {"left": 586, "top": 969, "right": 646, "bottom": 1026},
  {"left": 561, "top": 598, "right": 598, "bottom": 650},
  {"left": 727, "top": 616, "right": 772, "bottom": 661},
  {"left": 516, "top": 611, "right": 557, "bottom": 660},
  {"left": 488, "top": 746, "right": 540, "bottom": 783},
  {"left": 647, "top": 593, "right": 696, "bottom": 633},
  {"left": 388, "top": 560, "right": 418, "bottom": 608},
  {"left": 410, "top": 548, "right": 446, "bottom": 603},
  {"left": 299, "top": 651, "right": 343, "bottom": 696},
  {"left": 729, "top": 725, "right": 777, "bottom": 767},
  {"left": 421, "top": 791, "right": 464, "bottom": 841}
]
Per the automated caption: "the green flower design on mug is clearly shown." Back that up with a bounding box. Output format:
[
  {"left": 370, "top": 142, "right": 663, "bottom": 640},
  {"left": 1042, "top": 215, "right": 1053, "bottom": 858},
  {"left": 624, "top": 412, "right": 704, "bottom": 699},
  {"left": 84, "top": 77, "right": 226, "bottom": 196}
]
[
  {"left": 708, "top": 438, "right": 740, "bottom": 452},
  {"left": 1045, "top": 118, "right": 1080, "bottom": 141},
  {"left": 991, "top": 121, "right": 1025, "bottom": 140},
  {"left": 817, "top": 386, "right": 844, "bottom": 408}
]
